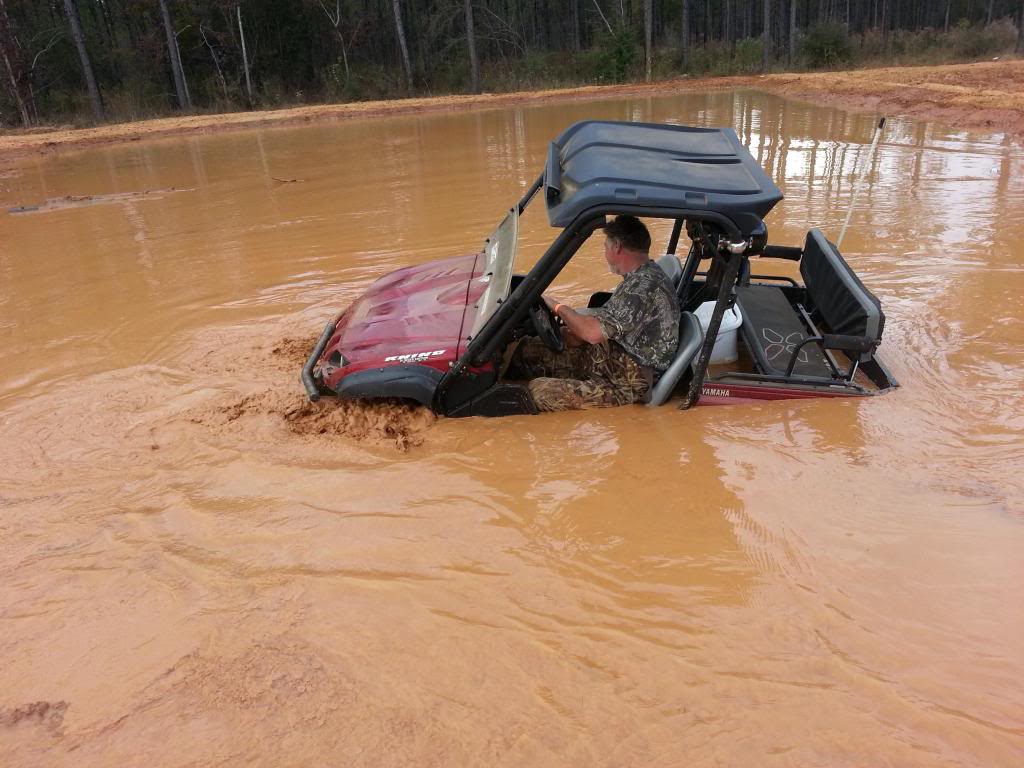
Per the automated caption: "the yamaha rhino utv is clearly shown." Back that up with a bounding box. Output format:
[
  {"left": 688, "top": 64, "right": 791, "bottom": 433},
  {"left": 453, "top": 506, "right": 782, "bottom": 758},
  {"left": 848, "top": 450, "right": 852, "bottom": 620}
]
[{"left": 302, "top": 120, "right": 897, "bottom": 417}]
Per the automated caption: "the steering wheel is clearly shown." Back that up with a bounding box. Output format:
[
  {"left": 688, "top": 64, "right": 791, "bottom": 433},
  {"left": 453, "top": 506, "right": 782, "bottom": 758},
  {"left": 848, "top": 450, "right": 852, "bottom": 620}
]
[{"left": 529, "top": 301, "right": 564, "bottom": 354}]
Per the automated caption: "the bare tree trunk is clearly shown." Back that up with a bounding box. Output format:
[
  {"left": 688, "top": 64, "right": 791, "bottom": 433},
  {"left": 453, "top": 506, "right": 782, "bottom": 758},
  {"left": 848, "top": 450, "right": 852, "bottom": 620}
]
[
  {"left": 159, "top": 0, "right": 189, "bottom": 110},
  {"left": 882, "top": 0, "right": 890, "bottom": 53},
  {"left": 26, "top": 32, "right": 59, "bottom": 120},
  {"left": 391, "top": 0, "right": 413, "bottom": 91},
  {"left": 763, "top": 0, "right": 770, "bottom": 72},
  {"left": 0, "top": 49, "right": 28, "bottom": 126},
  {"left": 986, "top": 0, "right": 993, "bottom": 26},
  {"left": 200, "top": 24, "right": 228, "bottom": 102},
  {"left": 644, "top": 0, "right": 652, "bottom": 81},
  {"left": 0, "top": 0, "right": 30, "bottom": 126},
  {"left": 237, "top": 5, "right": 253, "bottom": 107},
  {"left": 724, "top": 0, "right": 732, "bottom": 55},
  {"left": 317, "top": 0, "right": 352, "bottom": 88},
  {"left": 62, "top": 0, "right": 103, "bottom": 120},
  {"left": 1017, "top": 2, "right": 1024, "bottom": 54},
  {"left": 174, "top": 29, "right": 190, "bottom": 105},
  {"left": 789, "top": 0, "right": 796, "bottom": 65},
  {"left": 465, "top": 0, "right": 480, "bottom": 93},
  {"left": 943, "top": 0, "right": 950, "bottom": 33},
  {"left": 572, "top": 0, "right": 580, "bottom": 51},
  {"left": 681, "top": 0, "right": 689, "bottom": 69}
]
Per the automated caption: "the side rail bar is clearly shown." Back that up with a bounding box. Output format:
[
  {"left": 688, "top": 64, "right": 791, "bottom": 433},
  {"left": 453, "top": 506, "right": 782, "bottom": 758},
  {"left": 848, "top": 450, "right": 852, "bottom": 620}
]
[
  {"left": 456, "top": 207, "right": 744, "bottom": 373},
  {"left": 302, "top": 319, "right": 337, "bottom": 402},
  {"left": 784, "top": 334, "right": 877, "bottom": 380},
  {"left": 761, "top": 244, "right": 803, "bottom": 261},
  {"left": 714, "top": 371, "right": 872, "bottom": 394},
  {"left": 749, "top": 274, "right": 799, "bottom": 287},
  {"left": 516, "top": 174, "right": 543, "bottom": 214}
]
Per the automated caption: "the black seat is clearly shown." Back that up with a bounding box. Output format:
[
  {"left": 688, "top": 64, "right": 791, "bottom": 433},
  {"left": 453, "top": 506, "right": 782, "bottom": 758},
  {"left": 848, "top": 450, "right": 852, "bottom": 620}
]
[
  {"left": 736, "top": 228, "right": 885, "bottom": 379},
  {"left": 800, "top": 229, "right": 884, "bottom": 362},
  {"left": 736, "top": 284, "right": 832, "bottom": 378}
]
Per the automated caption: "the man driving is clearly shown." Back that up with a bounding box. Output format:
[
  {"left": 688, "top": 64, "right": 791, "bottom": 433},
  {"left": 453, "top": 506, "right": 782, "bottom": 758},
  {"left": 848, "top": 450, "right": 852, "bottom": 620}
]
[{"left": 507, "top": 215, "right": 681, "bottom": 411}]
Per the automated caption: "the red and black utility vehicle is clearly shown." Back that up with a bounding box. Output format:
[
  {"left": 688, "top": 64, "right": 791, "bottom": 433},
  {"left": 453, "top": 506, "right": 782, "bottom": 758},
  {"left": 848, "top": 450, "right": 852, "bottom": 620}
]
[{"left": 302, "top": 120, "right": 897, "bottom": 416}]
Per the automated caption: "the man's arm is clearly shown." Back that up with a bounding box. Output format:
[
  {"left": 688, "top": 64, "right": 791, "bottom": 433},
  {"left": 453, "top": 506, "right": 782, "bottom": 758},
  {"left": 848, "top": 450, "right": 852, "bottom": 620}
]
[{"left": 543, "top": 295, "right": 606, "bottom": 345}]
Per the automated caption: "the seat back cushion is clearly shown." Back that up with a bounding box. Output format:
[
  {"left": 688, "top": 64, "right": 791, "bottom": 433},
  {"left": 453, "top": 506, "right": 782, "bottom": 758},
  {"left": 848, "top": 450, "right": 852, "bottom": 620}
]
[
  {"left": 800, "top": 229, "right": 885, "bottom": 352},
  {"left": 655, "top": 254, "right": 683, "bottom": 288},
  {"left": 646, "top": 311, "right": 703, "bottom": 406}
]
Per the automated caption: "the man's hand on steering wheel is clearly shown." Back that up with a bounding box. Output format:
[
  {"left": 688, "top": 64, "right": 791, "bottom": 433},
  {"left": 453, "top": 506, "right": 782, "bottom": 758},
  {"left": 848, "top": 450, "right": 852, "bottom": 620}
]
[
  {"left": 541, "top": 293, "right": 607, "bottom": 348},
  {"left": 529, "top": 294, "right": 565, "bottom": 353},
  {"left": 541, "top": 294, "right": 561, "bottom": 313}
]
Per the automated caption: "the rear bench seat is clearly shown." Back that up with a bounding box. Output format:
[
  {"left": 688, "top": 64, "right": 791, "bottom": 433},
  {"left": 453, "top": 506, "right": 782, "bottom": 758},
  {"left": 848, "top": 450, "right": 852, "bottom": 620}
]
[{"left": 736, "top": 229, "right": 885, "bottom": 379}]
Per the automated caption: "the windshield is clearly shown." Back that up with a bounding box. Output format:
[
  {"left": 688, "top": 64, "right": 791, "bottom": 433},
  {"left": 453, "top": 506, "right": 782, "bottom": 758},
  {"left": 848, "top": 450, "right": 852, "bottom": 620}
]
[{"left": 469, "top": 207, "right": 518, "bottom": 338}]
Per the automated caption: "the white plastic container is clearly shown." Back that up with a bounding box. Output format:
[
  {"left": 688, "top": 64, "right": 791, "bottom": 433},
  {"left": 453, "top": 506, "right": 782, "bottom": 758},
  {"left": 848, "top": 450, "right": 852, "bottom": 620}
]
[{"left": 693, "top": 301, "right": 743, "bottom": 364}]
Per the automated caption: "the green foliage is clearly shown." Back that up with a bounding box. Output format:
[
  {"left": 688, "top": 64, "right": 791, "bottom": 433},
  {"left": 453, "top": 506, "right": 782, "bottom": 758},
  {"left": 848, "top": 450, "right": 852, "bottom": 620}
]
[
  {"left": 732, "top": 38, "right": 764, "bottom": 73},
  {"left": 325, "top": 58, "right": 360, "bottom": 102},
  {"left": 345, "top": 65, "right": 410, "bottom": 101},
  {"left": 682, "top": 44, "right": 712, "bottom": 75},
  {"left": 949, "top": 18, "right": 1017, "bottom": 58},
  {"left": 801, "top": 22, "right": 853, "bottom": 69},
  {"left": 856, "top": 20, "right": 1017, "bottom": 67},
  {"left": 522, "top": 50, "right": 551, "bottom": 82},
  {"left": 678, "top": 39, "right": 762, "bottom": 77},
  {"left": 595, "top": 25, "right": 638, "bottom": 83},
  {"left": 102, "top": 75, "right": 166, "bottom": 123},
  {"left": 650, "top": 48, "right": 681, "bottom": 80},
  {"left": 426, "top": 56, "right": 471, "bottom": 94}
]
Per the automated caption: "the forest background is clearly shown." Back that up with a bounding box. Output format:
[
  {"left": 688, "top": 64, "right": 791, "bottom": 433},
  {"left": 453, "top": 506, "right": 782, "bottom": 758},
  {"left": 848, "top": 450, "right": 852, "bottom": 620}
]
[{"left": 1, "top": 0, "right": 1023, "bottom": 128}]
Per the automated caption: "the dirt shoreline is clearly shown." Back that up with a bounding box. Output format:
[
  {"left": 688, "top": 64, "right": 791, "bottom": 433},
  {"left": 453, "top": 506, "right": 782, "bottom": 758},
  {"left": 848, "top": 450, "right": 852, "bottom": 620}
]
[{"left": 1, "top": 60, "right": 1022, "bottom": 158}]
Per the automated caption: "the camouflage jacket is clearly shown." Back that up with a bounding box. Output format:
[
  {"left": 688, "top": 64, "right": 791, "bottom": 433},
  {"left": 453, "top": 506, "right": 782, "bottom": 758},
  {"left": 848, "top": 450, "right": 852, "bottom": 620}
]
[{"left": 594, "top": 260, "right": 680, "bottom": 371}]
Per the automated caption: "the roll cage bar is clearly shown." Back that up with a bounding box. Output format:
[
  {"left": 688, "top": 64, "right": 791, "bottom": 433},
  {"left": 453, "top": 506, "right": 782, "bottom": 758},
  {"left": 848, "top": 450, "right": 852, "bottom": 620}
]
[{"left": 435, "top": 173, "right": 751, "bottom": 411}]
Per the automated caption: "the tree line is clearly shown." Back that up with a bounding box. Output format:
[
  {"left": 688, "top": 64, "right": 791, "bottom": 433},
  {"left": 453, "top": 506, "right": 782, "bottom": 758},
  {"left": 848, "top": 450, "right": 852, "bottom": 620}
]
[{"left": 1, "top": 0, "right": 1022, "bottom": 127}]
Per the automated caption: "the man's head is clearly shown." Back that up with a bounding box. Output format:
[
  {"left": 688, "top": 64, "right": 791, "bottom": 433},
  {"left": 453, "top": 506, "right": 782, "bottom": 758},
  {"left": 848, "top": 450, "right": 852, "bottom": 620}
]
[{"left": 602, "top": 215, "right": 651, "bottom": 276}]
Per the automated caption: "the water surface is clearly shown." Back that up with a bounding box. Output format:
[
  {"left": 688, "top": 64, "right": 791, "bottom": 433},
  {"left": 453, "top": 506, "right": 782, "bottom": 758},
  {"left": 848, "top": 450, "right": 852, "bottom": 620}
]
[{"left": 2, "top": 91, "right": 1022, "bottom": 766}]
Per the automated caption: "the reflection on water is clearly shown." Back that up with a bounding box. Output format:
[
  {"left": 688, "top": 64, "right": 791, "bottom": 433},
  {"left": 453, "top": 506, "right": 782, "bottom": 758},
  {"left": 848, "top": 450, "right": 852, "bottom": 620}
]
[{"left": 1, "top": 91, "right": 1022, "bottom": 766}]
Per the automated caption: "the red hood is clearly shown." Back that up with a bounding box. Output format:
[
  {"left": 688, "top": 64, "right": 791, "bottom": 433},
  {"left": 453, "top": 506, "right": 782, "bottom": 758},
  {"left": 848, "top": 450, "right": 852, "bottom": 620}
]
[{"left": 320, "top": 253, "right": 486, "bottom": 386}]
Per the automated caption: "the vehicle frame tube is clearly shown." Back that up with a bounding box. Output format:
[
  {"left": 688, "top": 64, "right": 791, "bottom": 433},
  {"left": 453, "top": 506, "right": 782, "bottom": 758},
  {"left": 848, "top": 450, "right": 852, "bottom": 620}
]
[
  {"left": 301, "top": 319, "right": 337, "bottom": 402},
  {"left": 437, "top": 206, "right": 744, "bottom": 410}
]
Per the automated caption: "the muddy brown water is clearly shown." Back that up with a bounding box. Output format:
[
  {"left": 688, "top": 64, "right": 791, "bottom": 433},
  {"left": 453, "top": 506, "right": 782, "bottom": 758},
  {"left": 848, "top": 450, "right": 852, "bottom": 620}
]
[{"left": 2, "top": 92, "right": 1023, "bottom": 766}]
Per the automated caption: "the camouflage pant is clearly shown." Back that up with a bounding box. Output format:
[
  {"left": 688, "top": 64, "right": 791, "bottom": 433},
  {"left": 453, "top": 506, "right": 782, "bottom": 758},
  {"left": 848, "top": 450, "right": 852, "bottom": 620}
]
[{"left": 507, "top": 338, "right": 652, "bottom": 411}]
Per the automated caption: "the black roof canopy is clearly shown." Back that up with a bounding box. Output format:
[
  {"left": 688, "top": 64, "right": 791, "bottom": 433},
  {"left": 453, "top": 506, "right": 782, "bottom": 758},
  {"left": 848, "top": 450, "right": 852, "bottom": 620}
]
[{"left": 543, "top": 121, "right": 783, "bottom": 237}]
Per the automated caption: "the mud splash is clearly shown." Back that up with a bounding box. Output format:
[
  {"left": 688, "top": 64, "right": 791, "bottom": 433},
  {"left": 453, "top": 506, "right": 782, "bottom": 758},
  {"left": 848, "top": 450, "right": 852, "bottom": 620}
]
[
  {"left": 184, "top": 330, "right": 437, "bottom": 451},
  {"left": 189, "top": 389, "right": 436, "bottom": 451},
  {"left": 268, "top": 335, "right": 320, "bottom": 371}
]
